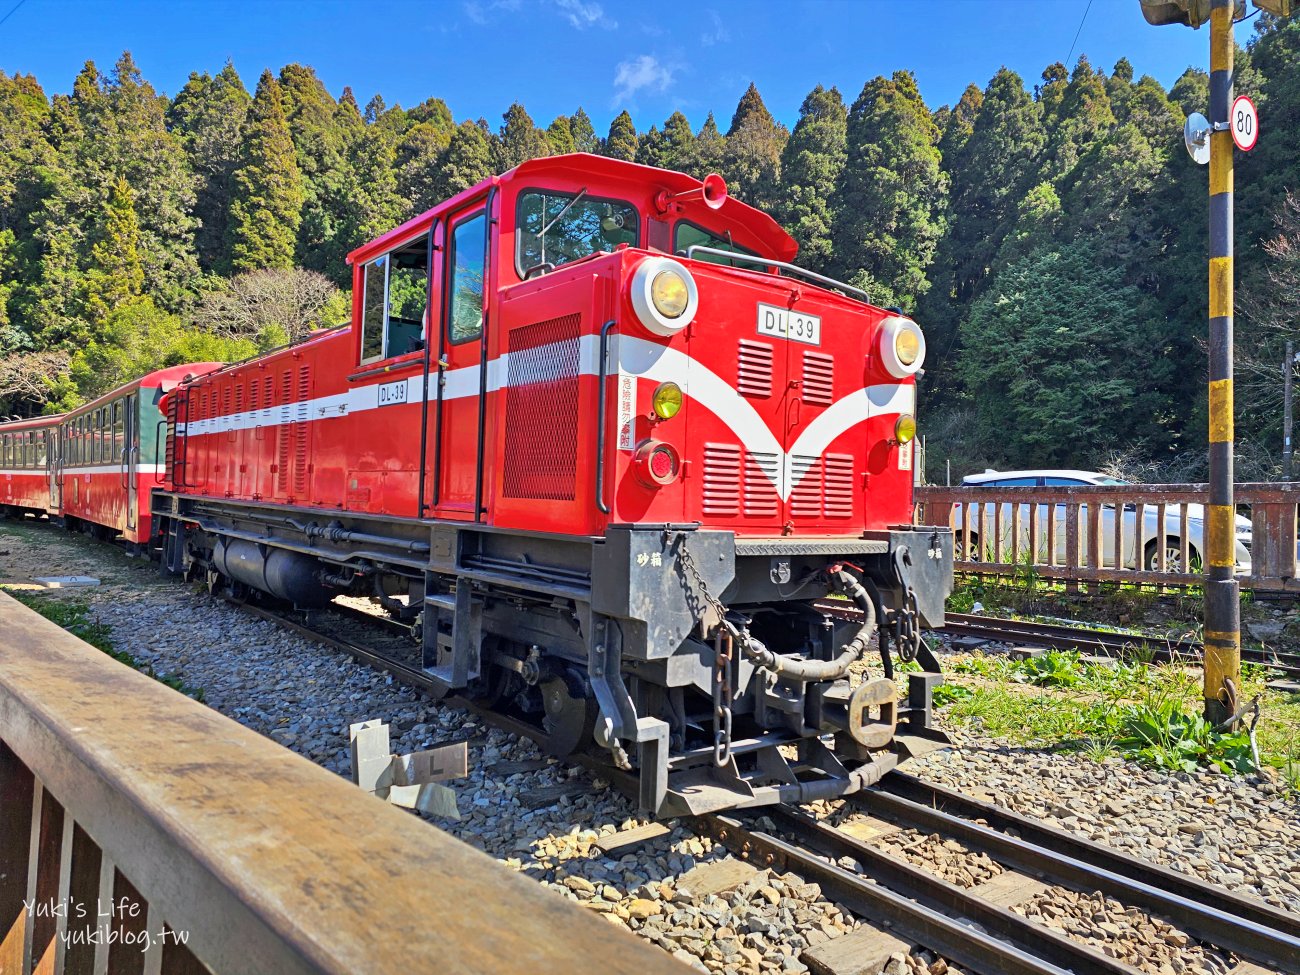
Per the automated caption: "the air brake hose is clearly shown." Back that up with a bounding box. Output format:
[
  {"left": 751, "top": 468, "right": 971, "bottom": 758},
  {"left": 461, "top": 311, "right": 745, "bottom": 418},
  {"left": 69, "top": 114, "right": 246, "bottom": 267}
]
[{"left": 738, "top": 569, "right": 877, "bottom": 682}]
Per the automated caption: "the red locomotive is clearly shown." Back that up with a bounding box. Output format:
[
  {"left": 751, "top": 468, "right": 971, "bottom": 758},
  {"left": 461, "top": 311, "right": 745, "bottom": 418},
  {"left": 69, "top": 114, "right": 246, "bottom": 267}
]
[{"left": 7, "top": 154, "right": 953, "bottom": 814}]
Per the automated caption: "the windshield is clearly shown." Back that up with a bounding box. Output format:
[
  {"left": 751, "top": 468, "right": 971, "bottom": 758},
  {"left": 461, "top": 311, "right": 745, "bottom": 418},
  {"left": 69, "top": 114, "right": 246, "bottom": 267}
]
[
  {"left": 517, "top": 189, "right": 639, "bottom": 276},
  {"left": 674, "top": 220, "right": 757, "bottom": 267}
]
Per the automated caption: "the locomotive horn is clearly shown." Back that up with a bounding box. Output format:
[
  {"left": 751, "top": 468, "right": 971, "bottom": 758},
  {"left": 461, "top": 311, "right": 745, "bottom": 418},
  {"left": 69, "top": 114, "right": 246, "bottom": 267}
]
[{"left": 653, "top": 173, "right": 728, "bottom": 214}]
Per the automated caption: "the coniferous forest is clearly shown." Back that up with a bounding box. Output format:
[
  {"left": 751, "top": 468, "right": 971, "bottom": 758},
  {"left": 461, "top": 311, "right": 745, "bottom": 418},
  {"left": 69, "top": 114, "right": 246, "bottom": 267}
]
[{"left": 2, "top": 16, "right": 1299, "bottom": 481}]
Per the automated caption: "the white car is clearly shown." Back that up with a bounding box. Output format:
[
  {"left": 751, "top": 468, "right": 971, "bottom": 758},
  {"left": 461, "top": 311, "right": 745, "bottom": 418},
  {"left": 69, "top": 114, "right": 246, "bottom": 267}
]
[{"left": 951, "top": 469, "right": 1253, "bottom": 574}]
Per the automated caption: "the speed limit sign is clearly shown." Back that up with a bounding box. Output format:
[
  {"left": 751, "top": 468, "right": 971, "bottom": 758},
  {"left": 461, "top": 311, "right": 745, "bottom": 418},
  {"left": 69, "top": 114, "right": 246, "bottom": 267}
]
[{"left": 1232, "top": 95, "right": 1259, "bottom": 152}]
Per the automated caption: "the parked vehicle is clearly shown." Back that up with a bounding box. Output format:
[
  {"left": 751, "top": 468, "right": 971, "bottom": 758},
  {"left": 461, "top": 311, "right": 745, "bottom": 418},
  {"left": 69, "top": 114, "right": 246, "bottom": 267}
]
[{"left": 952, "top": 469, "right": 1254, "bottom": 573}]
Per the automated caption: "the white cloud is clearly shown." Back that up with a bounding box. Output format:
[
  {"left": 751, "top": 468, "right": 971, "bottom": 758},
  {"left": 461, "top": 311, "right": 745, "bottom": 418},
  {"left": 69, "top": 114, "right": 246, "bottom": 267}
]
[
  {"left": 700, "top": 10, "right": 729, "bottom": 47},
  {"left": 612, "top": 55, "right": 675, "bottom": 104},
  {"left": 464, "top": 0, "right": 521, "bottom": 25},
  {"left": 556, "top": 0, "right": 617, "bottom": 30}
]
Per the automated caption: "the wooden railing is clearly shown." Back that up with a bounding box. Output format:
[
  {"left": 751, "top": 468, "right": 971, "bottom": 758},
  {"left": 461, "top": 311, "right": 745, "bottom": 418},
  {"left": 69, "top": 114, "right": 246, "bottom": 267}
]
[
  {"left": 0, "top": 591, "right": 687, "bottom": 975},
  {"left": 915, "top": 483, "right": 1300, "bottom": 593}
]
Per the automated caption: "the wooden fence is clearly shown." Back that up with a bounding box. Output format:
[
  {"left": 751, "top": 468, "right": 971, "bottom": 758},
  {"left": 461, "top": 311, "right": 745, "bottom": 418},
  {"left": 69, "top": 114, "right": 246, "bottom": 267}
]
[{"left": 915, "top": 483, "right": 1299, "bottom": 593}]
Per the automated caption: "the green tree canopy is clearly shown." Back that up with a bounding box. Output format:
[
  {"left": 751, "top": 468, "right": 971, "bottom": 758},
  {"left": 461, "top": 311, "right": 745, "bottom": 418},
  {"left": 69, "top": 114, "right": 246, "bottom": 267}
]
[{"left": 228, "top": 69, "right": 303, "bottom": 273}]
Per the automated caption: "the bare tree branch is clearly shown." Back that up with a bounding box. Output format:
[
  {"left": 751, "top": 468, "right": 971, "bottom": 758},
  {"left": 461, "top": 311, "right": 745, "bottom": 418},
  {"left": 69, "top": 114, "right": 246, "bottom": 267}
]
[
  {"left": 0, "top": 349, "right": 71, "bottom": 406},
  {"left": 196, "top": 268, "right": 343, "bottom": 344}
]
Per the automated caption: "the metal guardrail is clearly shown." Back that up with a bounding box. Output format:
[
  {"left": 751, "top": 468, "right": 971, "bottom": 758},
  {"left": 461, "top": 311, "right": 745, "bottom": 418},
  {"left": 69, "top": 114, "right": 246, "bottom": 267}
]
[
  {"left": 916, "top": 482, "right": 1300, "bottom": 593},
  {"left": 0, "top": 591, "right": 687, "bottom": 975}
]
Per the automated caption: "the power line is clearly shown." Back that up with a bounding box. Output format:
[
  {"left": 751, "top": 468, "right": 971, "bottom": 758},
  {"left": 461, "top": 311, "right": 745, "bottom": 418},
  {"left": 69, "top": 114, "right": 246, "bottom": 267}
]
[
  {"left": 0, "top": 0, "right": 29, "bottom": 29},
  {"left": 1065, "top": 0, "right": 1094, "bottom": 69}
]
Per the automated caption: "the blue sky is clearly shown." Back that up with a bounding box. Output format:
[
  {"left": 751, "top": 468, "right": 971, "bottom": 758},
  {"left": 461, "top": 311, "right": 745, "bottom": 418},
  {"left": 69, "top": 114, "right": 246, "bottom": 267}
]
[{"left": 1, "top": 0, "right": 1237, "bottom": 132}]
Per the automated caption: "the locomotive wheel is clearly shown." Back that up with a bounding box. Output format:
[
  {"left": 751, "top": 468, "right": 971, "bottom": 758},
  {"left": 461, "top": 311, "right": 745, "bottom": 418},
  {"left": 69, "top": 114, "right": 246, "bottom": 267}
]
[{"left": 539, "top": 675, "right": 594, "bottom": 758}]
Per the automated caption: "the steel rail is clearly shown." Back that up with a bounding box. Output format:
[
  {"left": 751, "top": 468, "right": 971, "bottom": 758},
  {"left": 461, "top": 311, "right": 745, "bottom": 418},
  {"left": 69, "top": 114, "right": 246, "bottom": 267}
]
[
  {"left": 852, "top": 787, "right": 1300, "bottom": 970},
  {"left": 882, "top": 771, "right": 1300, "bottom": 941},
  {"left": 698, "top": 813, "right": 1079, "bottom": 975}
]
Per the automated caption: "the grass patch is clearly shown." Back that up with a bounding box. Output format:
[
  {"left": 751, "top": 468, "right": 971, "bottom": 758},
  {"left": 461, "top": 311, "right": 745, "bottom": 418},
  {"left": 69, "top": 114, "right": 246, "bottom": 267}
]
[
  {"left": 3, "top": 587, "right": 204, "bottom": 701},
  {"left": 937, "top": 646, "right": 1299, "bottom": 790}
]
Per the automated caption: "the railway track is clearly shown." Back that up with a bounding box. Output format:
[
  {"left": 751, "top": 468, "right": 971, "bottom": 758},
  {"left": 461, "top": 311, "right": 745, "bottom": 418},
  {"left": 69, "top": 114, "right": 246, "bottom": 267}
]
[{"left": 235, "top": 595, "right": 1300, "bottom": 975}]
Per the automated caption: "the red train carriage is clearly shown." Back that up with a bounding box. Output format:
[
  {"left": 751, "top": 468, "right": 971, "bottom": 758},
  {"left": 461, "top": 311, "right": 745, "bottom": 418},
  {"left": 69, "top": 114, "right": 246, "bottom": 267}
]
[
  {"left": 59, "top": 363, "right": 221, "bottom": 543},
  {"left": 0, "top": 414, "right": 60, "bottom": 519},
  {"left": 156, "top": 154, "right": 953, "bottom": 815}
]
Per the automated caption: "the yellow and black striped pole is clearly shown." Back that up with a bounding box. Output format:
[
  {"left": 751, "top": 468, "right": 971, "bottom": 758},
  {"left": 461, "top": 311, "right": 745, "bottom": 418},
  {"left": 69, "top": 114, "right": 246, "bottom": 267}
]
[{"left": 1204, "top": 0, "right": 1241, "bottom": 727}]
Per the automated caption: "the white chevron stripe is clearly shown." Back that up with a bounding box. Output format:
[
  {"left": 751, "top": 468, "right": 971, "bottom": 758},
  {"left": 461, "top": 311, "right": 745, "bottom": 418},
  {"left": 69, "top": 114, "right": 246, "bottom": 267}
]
[{"left": 616, "top": 336, "right": 913, "bottom": 500}]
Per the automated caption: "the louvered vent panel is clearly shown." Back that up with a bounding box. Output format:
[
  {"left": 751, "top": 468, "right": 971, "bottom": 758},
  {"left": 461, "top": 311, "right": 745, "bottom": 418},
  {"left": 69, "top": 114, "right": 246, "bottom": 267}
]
[
  {"left": 293, "top": 365, "right": 310, "bottom": 494},
  {"left": 737, "top": 340, "right": 773, "bottom": 398},
  {"left": 789, "top": 455, "right": 823, "bottom": 519},
  {"left": 503, "top": 314, "right": 581, "bottom": 500},
  {"left": 802, "top": 351, "right": 835, "bottom": 407},
  {"left": 744, "top": 451, "right": 779, "bottom": 518},
  {"left": 262, "top": 377, "right": 274, "bottom": 424},
  {"left": 702, "top": 443, "right": 741, "bottom": 516},
  {"left": 823, "top": 453, "right": 854, "bottom": 519},
  {"left": 277, "top": 371, "right": 291, "bottom": 492}
]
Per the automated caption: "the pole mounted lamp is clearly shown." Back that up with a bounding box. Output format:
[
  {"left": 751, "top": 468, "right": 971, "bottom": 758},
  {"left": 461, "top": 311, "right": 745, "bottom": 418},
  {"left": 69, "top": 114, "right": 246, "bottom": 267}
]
[{"left": 1139, "top": 0, "right": 1291, "bottom": 726}]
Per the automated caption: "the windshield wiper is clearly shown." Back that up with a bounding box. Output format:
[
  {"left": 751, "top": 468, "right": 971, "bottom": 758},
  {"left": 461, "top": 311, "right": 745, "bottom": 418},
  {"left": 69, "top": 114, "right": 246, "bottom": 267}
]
[{"left": 540, "top": 187, "right": 588, "bottom": 239}]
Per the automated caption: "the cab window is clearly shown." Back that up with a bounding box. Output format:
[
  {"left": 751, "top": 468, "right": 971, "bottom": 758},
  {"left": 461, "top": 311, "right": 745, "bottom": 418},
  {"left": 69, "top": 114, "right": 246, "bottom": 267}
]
[
  {"left": 359, "top": 232, "right": 432, "bottom": 363},
  {"left": 516, "top": 189, "right": 638, "bottom": 277},
  {"left": 448, "top": 212, "right": 486, "bottom": 345},
  {"left": 674, "top": 221, "right": 757, "bottom": 267}
]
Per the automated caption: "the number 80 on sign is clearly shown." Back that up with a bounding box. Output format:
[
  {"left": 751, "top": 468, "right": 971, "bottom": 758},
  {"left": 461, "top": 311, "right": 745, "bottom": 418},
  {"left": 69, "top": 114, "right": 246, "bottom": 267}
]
[{"left": 1231, "top": 95, "right": 1258, "bottom": 153}]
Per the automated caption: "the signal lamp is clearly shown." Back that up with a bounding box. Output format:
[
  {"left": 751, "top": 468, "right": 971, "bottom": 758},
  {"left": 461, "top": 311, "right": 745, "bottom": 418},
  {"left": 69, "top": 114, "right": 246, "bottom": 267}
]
[
  {"left": 651, "top": 382, "right": 683, "bottom": 420},
  {"left": 894, "top": 414, "right": 917, "bottom": 444},
  {"left": 634, "top": 440, "right": 681, "bottom": 487}
]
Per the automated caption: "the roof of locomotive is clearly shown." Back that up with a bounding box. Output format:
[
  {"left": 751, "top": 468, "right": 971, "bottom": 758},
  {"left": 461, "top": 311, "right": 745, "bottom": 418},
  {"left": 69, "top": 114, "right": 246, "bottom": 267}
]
[{"left": 349, "top": 153, "right": 800, "bottom": 266}]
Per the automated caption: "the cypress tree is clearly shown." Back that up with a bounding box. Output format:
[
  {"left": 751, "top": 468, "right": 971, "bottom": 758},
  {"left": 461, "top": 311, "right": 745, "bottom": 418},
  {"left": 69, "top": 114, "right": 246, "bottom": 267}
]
[
  {"left": 937, "top": 83, "right": 983, "bottom": 166},
  {"left": 228, "top": 70, "right": 303, "bottom": 272},
  {"left": 833, "top": 71, "right": 946, "bottom": 311},
  {"left": 168, "top": 62, "right": 250, "bottom": 271},
  {"left": 438, "top": 120, "right": 493, "bottom": 198},
  {"left": 777, "top": 85, "right": 846, "bottom": 272},
  {"left": 496, "top": 103, "right": 550, "bottom": 169},
  {"left": 83, "top": 176, "right": 144, "bottom": 325},
  {"left": 546, "top": 116, "right": 575, "bottom": 154},
  {"left": 603, "top": 110, "right": 638, "bottom": 161},
  {"left": 279, "top": 64, "right": 353, "bottom": 275},
  {"left": 690, "top": 113, "right": 726, "bottom": 176},
  {"left": 659, "top": 111, "right": 696, "bottom": 172},
  {"left": 635, "top": 125, "right": 665, "bottom": 167},
  {"left": 721, "top": 83, "right": 786, "bottom": 209},
  {"left": 569, "top": 107, "right": 599, "bottom": 153}
]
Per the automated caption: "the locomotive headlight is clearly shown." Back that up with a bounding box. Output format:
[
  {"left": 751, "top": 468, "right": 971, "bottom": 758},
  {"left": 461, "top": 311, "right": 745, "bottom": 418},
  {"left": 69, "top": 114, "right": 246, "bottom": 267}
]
[
  {"left": 651, "top": 271, "right": 690, "bottom": 318},
  {"left": 651, "top": 382, "right": 683, "bottom": 420},
  {"left": 630, "top": 257, "right": 698, "bottom": 336},
  {"left": 894, "top": 414, "right": 917, "bottom": 444},
  {"left": 878, "top": 315, "right": 926, "bottom": 379}
]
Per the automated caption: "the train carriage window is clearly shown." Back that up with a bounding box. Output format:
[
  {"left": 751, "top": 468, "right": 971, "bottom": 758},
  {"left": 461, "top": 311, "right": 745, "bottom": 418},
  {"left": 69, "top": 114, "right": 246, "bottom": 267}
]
[
  {"left": 112, "top": 400, "right": 124, "bottom": 459},
  {"left": 448, "top": 212, "right": 486, "bottom": 345},
  {"left": 673, "top": 221, "right": 758, "bottom": 267},
  {"left": 386, "top": 235, "right": 430, "bottom": 356},
  {"left": 516, "top": 190, "right": 638, "bottom": 278},
  {"left": 359, "top": 232, "right": 432, "bottom": 363},
  {"left": 360, "top": 255, "right": 387, "bottom": 363},
  {"left": 37, "top": 430, "right": 46, "bottom": 467}
]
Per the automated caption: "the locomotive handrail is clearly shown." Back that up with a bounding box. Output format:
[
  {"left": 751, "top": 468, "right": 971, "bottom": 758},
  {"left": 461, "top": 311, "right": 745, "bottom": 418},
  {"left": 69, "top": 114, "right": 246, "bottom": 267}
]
[
  {"left": 681, "top": 245, "right": 870, "bottom": 302},
  {"left": 595, "top": 319, "right": 616, "bottom": 515}
]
